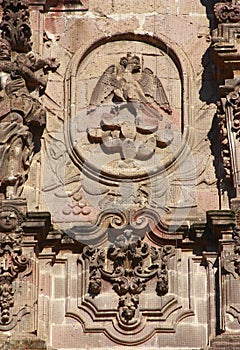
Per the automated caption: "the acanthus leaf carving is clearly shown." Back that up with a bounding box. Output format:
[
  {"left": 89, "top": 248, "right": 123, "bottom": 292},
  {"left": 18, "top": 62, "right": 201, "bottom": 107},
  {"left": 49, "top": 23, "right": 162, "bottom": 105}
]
[
  {"left": 0, "top": 0, "right": 32, "bottom": 53},
  {"left": 83, "top": 229, "right": 174, "bottom": 327}
]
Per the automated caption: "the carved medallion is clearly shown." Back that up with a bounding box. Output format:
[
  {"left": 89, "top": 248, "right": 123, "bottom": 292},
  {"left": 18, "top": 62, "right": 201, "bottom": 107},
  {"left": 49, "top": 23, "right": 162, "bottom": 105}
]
[{"left": 72, "top": 53, "right": 181, "bottom": 181}]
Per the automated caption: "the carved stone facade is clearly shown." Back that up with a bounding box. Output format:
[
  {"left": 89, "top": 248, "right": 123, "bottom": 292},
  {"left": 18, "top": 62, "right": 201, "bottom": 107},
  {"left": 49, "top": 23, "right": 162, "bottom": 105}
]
[{"left": 1, "top": 0, "right": 240, "bottom": 349}]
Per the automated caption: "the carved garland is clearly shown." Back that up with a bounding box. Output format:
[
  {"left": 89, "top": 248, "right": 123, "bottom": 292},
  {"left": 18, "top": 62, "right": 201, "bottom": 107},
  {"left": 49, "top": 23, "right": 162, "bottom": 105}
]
[
  {"left": 217, "top": 100, "right": 232, "bottom": 183},
  {"left": 83, "top": 229, "right": 174, "bottom": 326}
]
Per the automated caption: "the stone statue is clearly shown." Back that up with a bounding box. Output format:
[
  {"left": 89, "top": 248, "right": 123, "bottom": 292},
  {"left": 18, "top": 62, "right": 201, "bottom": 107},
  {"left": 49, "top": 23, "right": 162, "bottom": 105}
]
[{"left": 0, "top": 38, "right": 59, "bottom": 199}]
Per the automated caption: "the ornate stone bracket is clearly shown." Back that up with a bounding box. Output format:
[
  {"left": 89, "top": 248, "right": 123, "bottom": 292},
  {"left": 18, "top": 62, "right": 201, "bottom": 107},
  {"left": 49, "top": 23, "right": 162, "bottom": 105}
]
[{"left": 83, "top": 229, "right": 175, "bottom": 327}]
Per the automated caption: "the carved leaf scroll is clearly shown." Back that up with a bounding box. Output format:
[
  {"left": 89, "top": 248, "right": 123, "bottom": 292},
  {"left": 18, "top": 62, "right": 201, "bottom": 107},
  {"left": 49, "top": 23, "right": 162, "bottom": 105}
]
[
  {"left": 83, "top": 229, "right": 174, "bottom": 327},
  {"left": 0, "top": 206, "right": 31, "bottom": 330}
]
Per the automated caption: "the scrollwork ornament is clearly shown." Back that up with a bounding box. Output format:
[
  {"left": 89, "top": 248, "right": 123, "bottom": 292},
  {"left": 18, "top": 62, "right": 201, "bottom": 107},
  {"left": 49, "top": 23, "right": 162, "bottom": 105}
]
[
  {"left": 0, "top": 206, "right": 31, "bottom": 328},
  {"left": 214, "top": 2, "right": 240, "bottom": 23},
  {"left": 83, "top": 229, "right": 174, "bottom": 328}
]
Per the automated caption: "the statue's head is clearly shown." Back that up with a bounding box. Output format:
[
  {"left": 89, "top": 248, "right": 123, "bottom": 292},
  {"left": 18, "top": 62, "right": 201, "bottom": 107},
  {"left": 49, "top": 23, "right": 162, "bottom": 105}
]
[
  {"left": 120, "top": 53, "right": 141, "bottom": 73},
  {"left": 0, "top": 38, "right": 11, "bottom": 61},
  {"left": 0, "top": 207, "right": 21, "bottom": 232}
]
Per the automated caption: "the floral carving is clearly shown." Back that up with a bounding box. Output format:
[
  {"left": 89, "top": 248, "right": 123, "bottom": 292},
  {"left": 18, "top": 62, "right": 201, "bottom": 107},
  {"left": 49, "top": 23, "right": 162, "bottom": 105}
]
[
  {"left": 83, "top": 229, "right": 174, "bottom": 326},
  {"left": 0, "top": 206, "right": 31, "bottom": 329},
  {"left": 214, "top": 2, "right": 240, "bottom": 23}
]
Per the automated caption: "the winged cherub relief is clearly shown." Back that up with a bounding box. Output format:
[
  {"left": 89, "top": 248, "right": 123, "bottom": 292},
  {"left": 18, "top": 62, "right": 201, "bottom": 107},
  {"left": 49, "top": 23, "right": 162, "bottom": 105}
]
[{"left": 88, "top": 53, "right": 174, "bottom": 162}]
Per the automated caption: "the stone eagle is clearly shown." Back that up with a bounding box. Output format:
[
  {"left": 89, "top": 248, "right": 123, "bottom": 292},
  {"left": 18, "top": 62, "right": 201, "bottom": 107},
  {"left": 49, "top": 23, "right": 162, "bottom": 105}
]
[{"left": 90, "top": 53, "right": 172, "bottom": 115}]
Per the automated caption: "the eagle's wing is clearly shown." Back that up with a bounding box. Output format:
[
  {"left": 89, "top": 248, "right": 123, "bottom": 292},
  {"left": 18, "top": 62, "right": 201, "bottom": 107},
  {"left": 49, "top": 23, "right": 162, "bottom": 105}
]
[
  {"left": 90, "top": 65, "right": 119, "bottom": 106},
  {"left": 138, "top": 68, "right": 172, "bottom": 114}
]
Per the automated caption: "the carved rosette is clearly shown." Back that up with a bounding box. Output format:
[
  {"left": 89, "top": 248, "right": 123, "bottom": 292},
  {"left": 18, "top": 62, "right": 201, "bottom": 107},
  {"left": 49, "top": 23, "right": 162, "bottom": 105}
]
[
  {"left": 214, "top": 2, "right": 240, "bottom": 23},
  {"left": 83, "top": 229, "right": 174, "bottom": 327},
  {"left": 0, "top": 0, "right": 32, "bottom": 53},
  {"left": 0, "top": 206, "right": 31, "bottom": 329}
]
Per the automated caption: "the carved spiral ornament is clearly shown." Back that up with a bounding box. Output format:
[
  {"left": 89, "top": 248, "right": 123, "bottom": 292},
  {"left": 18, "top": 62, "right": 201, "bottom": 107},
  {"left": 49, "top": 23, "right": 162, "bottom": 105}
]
[{"left": 214, "top": 3, "right": 240, "bottom": 23}]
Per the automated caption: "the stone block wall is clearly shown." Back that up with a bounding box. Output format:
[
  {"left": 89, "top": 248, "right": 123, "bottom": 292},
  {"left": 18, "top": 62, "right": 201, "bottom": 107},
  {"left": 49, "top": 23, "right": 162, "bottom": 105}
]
[{"left": 0, "top": 0, "right": 240, "bottom": 349}]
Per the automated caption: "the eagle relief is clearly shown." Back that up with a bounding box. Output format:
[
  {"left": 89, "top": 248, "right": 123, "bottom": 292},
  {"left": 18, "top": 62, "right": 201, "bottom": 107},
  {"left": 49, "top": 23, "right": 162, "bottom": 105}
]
[{"left": 74, "top": 53, "right": 179, "bottom": 180}]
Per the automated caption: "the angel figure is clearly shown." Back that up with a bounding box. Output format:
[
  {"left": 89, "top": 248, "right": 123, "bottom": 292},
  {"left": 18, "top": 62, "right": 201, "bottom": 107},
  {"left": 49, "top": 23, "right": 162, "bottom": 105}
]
[{"left": 0, "top": 38, "right": 59, "bottom": 199}]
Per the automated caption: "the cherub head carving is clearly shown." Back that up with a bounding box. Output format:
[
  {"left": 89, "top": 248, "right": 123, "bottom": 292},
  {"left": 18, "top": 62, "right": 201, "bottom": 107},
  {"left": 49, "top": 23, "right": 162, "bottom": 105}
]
[{"left": 0, "top": 207, "right": 22, "bottom": 232}]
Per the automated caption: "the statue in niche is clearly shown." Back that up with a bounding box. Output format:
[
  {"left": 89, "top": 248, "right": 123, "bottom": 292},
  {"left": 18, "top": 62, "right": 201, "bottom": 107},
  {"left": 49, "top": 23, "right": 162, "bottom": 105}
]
[
  {"left": 88, "top": 53, "right": 173, "bottom": 162},
  {"left": 0, "top": 37, "right": 59, "bottom": 199}
]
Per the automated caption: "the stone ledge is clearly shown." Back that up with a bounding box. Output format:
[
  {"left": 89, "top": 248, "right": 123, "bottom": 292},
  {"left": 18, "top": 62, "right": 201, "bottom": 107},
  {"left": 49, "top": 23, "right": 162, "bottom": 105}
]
[
  {"left": 209, "top": 334, "right": 240, "bottom": 349},
  {"left": 0, "top": 339, "right": 48, "bottom": 350}
]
